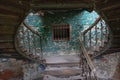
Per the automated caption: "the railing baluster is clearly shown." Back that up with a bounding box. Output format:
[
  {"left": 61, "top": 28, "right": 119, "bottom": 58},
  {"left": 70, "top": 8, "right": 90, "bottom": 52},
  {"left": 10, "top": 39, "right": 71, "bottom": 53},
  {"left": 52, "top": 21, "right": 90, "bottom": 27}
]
[
  {"left": 33, "top": 34, "right": 36, "bottom": 55},
  {"left": 83, "top": 34, "right": 86, "bottom": 47},
  {"left": 95, "top": 25, "right": 98, "bottom": 45},
  {"left": 21, "top": 26, "right": 25, "bottom": 47},
  {"left": 105, "top": 24, "right": 108, "bottom": 42},
  {"left": 100, "top": 20, "right": 103, "bottom": 47},
  {"left": 89, "top": 30, "right": 92, "bottom": 47},
  {"left": 27, "top": 29, "right": 31, "bottom": 52},
  {"left": 40, "top": 37, "right": 43, "bottom": 60}
]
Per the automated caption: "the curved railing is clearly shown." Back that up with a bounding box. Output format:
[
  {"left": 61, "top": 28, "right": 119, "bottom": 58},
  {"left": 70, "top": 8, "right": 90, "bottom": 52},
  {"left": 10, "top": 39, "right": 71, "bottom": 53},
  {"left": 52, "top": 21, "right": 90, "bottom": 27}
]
[
  {"left": 81, "top": 17, "right": 110, "bottom": 58},
  {"left": 15, "top": 22, "right": 45, "bottom": 63}
]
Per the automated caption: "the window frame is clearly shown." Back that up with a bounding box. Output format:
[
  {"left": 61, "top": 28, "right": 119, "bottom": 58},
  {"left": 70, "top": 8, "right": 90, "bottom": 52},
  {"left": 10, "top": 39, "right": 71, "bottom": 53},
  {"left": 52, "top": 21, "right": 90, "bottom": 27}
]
[{"left": 52, "top": 24, "right": 70, "bottom": 42}]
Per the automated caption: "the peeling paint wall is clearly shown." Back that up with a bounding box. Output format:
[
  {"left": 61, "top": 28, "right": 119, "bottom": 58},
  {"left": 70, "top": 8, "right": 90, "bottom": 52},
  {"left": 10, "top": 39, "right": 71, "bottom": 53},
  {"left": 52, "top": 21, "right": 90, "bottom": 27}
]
[{"left": 25, "top": 10, "right": 100, "bottom": 56}]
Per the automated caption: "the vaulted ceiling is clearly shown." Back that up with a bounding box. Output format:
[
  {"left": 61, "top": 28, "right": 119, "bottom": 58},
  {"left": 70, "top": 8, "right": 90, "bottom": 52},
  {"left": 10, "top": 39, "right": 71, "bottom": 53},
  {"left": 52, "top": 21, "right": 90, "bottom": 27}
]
[{"left": 0, "top": 0, "right": 120, "bottom": 59}]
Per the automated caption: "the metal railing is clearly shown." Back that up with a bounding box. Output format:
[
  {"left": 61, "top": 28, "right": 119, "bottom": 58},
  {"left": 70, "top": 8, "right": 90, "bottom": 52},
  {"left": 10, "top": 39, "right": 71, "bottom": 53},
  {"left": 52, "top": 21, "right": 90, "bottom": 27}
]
[
  {"left": 79, "top": 34, "right": 97, "bottom": 80},
  {"left": 81, "top": 17, "right": 110, "bottom": 58},
  {"left": 15, "top": 22, "right": 45, "bottom": 63}
]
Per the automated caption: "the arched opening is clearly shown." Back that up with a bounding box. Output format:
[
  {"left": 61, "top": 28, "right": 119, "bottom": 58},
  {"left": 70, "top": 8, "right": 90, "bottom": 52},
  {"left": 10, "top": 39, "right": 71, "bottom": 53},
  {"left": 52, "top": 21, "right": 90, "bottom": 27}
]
[{"left": 15, "top": 10, "right": 111, "bottom": 61}]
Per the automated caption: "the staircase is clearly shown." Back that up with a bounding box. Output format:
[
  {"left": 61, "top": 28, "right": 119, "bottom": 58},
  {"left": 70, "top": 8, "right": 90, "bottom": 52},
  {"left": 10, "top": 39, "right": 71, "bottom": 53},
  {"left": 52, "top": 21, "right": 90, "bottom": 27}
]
[
  {"left": 16, "top": 21, "right": 98, "bottom": 80},
  {"left": 0, "top": 0, "right": 120, "bottom": 80},
  {"left": 44, "top": 55, "right": 81, "bottom": 78}
]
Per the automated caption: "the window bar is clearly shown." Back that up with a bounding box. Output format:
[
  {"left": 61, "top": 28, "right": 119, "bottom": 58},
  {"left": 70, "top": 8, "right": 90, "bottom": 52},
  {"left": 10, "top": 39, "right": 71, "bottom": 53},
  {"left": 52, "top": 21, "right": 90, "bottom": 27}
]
[
  {"left": 60, "top": 25, "right": 62, "bottom": 40},
  {"left": 64, "top": 24, "right": 66, "bottom": 40},
  {"left": 68, "top": 24, "right": 70, "bottom": 40},
  {"left": 21, "top": 26, "right": 25, "bottom": 48},
  {"left": 67, "top": 24, "right": 69, "bottom": 40},
  {"left": 53, "top": 27, "right": 54, "bottom": 41},
  {"left": 100, "top": 20, "right": 103, "bottom": 47},
  {"left": 59, "top": 25, "right": 60, "bottom": 40},
  {"left": 95, "top": 25, "right": 98, "bottom": 45},
  {"left": 63, "top": 24, "right": 64, "bottom": 40},
  {"left": 56, "top": 26, "right": 58, "bottom": 40},
  {"left": 52, "top": 27, "right": 54, "bottom": 41},
  {"left": 55, "top": 26, "right": 57, "bottom": 40},
  {"left": 54, "top": 26, "right": 56, "bottom": 40},
  {"left": 64, "top": 24, "right": 65, "bottom": 40},
  {"left": 40, "top": 37, "right": 43, "bottom": 60}
]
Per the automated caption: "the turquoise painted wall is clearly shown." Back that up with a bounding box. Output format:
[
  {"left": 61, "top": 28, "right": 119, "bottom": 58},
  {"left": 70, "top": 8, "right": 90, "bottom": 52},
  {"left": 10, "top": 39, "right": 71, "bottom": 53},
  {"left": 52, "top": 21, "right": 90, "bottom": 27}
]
[{"left": 25, "top": 10, "right": 99, "bottom": 56}]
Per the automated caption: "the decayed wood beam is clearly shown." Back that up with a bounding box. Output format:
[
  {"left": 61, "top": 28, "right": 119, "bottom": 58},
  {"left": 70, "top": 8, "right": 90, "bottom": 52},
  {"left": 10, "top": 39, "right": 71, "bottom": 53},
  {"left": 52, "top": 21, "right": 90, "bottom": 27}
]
[
  {"left": 0, "top": 43, "right": 14, "bottom": 49},
  {"left": 96, "top": 0, "right": 120, "bottom": 7},
  {"left": 112, "top": 31, "right": 120, "bottom": 35},
  {"left": 0, "top": 22, "right": 18, "bottom": 26},
  {"left": 0, "top": 7, "right": 24, "bottom": 16},
  {"left": 0, "top": 5, "right": 25, "bottom": 14},
  {"left": 0, "top": 25, "right": 17, "bottom": 30},
  {"left": 0, "top": 54, "right": 25, "bottom": 59},
  {"left": 31, "top": 3, "right": 93, "bottom": 10},
  {"left": 0, "top": 35, "right": 13, "bottom": 40},
  {"left": 0, "top": 26, "right": 17, "bottom": 35},
  {"left": 104, "top": 9, "right": 120, "bottom": 16},
  {"left": 106, "top": 15, "right": 120, "bottom": 20},
  {"left": 100, "top": 3, "right": 120, "bottom": 11},
  {"left": 0, "top": 18, "right": 20, "bottom": 25},
  {"left": 32, "top": 0, "right": 91, "bottom": 4},
  {"left": 0, "top": 48, "right": 17, "bottom": 53},
  {"left": 0, "top": 0, "right": 30, "bottom": 11},
  {"left": 0, "top": 40, "right": 13, "bottom": 43},
  {"left": 108, "top": 18, "right": 120, "bottom": 22},
  {"left": 0, "top": 13, "right": 20, "bottom": 20},
  {"left": 112, "top": 35, "right": 120, "bottom": 38}
]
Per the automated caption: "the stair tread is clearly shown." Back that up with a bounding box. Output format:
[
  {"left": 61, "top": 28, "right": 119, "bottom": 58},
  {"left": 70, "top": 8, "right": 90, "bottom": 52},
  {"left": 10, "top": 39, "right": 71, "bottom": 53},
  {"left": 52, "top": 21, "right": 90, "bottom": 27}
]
[{"left": 45, "top": 68, "right": 81, "bottom": 77}]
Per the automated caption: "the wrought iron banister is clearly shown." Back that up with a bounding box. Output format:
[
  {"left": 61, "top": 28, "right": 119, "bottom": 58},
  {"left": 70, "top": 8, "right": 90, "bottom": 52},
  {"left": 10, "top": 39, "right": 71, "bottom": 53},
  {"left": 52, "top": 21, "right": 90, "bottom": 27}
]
[
  {"left": 82, "top": 17, "right": 101, "bottom": 35},
  {"left": 22, "top": 22, "right": 41, "bottom": 37},
  {"left": 81, "top": 16, "right": 110, "bottom": 58},
  {"left": 15, "top": 22, "right": 45, "bottom": 63}
]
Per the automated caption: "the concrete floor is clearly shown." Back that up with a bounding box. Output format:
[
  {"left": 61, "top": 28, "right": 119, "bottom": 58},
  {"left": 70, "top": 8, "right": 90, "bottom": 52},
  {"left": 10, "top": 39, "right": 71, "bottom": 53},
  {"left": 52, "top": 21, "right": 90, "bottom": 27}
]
[{"left": 0, "top": 52, "right": 120, "bottom": 80}]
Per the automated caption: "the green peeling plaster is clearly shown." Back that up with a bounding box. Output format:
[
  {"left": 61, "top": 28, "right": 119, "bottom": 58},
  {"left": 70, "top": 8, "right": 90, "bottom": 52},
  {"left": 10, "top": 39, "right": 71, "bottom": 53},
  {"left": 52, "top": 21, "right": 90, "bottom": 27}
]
[{"left": 25, "top": 10, "right": 100, "bottom": 56}]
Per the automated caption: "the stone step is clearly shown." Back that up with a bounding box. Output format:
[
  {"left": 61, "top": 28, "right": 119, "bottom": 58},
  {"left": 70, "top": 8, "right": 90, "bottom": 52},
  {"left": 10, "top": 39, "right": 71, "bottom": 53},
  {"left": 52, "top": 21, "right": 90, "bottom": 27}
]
[
  {"left": 46, "top": 62, "right": 80, "bottom": 67},
  {"left": 44, "top": 68, "right": 81, "bottom": 77}
]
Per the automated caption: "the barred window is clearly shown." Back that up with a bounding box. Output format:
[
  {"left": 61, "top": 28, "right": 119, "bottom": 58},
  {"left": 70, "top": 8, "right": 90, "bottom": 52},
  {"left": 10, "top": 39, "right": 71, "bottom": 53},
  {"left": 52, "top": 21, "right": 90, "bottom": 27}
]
[{"left": 52, "top": 24, "right": 70, "bottom": 41}]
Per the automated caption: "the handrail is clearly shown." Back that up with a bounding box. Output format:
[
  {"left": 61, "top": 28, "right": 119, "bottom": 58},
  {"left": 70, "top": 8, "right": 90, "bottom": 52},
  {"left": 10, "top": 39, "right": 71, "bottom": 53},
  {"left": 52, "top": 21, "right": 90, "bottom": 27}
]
[
  {"left": 15, "top": 22, "right": 44, "bottom": 63},
  {"left": 79, "top": 37, "right": 95, "bottom": 71},
  {"left": 22, "top": 22, "right": 41, "bottom": 37},
  {"left": 82, "top": 17, "right": 101, "bottom": 35},
  {"left": 78, "top": 35, "right": 97, "bottom": 80}
]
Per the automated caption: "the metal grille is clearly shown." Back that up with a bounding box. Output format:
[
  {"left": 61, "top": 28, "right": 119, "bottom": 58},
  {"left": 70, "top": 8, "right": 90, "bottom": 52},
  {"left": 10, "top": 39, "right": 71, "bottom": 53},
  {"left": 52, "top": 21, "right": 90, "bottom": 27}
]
[{"left": 52, "top": 24, "right": 70, "bottom": 41}]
